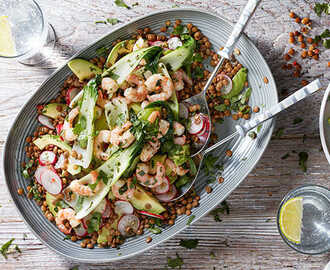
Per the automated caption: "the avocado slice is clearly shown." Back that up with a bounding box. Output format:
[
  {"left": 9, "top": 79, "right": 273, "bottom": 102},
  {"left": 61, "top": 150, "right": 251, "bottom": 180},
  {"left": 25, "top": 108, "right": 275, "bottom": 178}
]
[
  {"left": 129, "top": 103, "right": 142, "bottom": 114},
  {"left": 67, "top": 59, "right": 102, "bottom": 81},
  {"left": 33, "top": 135, "right": 72, "bottom": 153},
  {"left": 42, "top": 103, "right": 68, "bottom": 119},
  {"left": 95, "top": 113, "right": 108, "bottom": 131},
  {"left": 105, "top": 39, "right": 135, "bottom": 68},
  {"left": 129, "top": 184, "right": 166, "bottom": 214},
  {"left": 46, "top": 192, "right": 60, "bottom": 216},
  {"left": 222, "top": 67, "right": 248, "bottom": 99}
]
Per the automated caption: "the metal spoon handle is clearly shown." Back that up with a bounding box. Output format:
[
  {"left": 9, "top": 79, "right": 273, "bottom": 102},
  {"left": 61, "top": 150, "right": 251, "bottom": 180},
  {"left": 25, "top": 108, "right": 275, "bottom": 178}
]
[
  {"left": 236, "top": 79, "right": 322, "bottom": 136},
  {"left": 219, "top": 0, "right": 262, "bottom": 59}
]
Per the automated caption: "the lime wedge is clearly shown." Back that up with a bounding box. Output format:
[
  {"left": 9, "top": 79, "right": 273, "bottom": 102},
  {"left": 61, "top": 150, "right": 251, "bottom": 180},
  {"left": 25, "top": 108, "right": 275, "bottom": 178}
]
[
  {"left": 279, "top": 196, "right": 303, "bottom": 244},
  {"left": 0, "top": 16, "right": 16, "bottom": 57}
]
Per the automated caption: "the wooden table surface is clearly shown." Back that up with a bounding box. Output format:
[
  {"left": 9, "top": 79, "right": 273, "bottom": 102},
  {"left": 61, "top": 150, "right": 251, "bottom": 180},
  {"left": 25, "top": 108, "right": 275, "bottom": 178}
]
[{"left": 0, "top": 0, "right": 329, "bottom": 269}]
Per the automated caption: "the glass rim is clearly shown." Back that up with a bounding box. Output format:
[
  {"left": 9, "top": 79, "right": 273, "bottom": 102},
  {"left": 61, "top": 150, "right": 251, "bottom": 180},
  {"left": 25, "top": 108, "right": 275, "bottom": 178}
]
[
  {"left": 276, "top": 184, "right": 330, "bottom": 255},
  {"left": 0, "top": 0, "right": 46, "bottom": 59}
]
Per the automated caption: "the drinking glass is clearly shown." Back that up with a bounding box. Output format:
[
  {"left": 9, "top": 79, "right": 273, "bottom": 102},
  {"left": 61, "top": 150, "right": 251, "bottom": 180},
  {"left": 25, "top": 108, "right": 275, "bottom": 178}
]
[{"left": 0, "top": 0, "right": 55, "bottom": 65}]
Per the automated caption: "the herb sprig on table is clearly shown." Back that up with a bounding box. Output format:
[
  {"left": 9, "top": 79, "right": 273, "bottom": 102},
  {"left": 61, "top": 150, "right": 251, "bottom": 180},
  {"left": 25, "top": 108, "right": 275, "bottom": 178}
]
[{"left": 210, "top": 201, "right": 230, "bottom": 222}]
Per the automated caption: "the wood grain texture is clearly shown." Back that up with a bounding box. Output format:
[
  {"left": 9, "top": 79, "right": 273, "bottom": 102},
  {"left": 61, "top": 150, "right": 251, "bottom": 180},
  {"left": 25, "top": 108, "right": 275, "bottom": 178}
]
[{"left": 0, "top": 0, "right": 329, "bottom": 269}]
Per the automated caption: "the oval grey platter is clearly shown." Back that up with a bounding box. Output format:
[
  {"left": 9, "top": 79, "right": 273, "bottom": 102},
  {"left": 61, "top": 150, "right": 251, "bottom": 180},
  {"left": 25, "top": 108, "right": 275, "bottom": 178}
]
[{"left": 3, "top": 8, "right": 278, "bottom": 263}]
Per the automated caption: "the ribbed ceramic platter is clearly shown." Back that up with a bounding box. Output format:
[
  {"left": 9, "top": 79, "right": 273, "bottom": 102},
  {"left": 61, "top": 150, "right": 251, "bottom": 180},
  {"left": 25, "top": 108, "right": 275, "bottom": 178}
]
[
  {"left": 320, "top": 83, "right": 330, "bottom": 164},
  {"left": 3, "top": 8, "right": 278, "bottom": 262}
]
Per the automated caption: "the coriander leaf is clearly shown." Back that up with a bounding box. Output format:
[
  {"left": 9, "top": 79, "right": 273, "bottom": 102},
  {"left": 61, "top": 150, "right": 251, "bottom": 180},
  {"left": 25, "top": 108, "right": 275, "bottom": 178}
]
[
  {"left": 323, "top": 39, "right": 330, "bottom": 49},
  {"left": 314, "top": 35, "right": 322, "bottom": 44},
  {"left": 298, "top": 151, "right": 308, "bottom": 172},
  {"left": 281, "top": 153, "right": 290, "bottom": 160},
  {"left": 172, "top": 25, "right": 188, "bottom": 35},
  {"left": 274, "top": 127, "right": 284, "bottom": 139},
  {"left": 192, "top": 53, "right": 203, "bottom": 63},
  {"left": 203, "top": 154, "right": 218, "bottom": 176},
  {"left": 192, "top": 66, "right": 204, "bottom": 79},
  {"left": 186, "top": 215, "right": 195, "bottom": 226},
  {"left": 314, "top": 3, "right": 330, "bottom": 16},
  {"left": 167, "top": 253, "right": 184, "bottom": 269},
  {"left": 98, "top": 170, "right": 108, "bottom": 185},
  {"left": 179, "top": 239, "right": 199, "bottom": 249},
  {"left": 1, "top": 238, "right": 15, "bottom": 259},
  {"left": 321, "top": 29, "right": 330, "bottom": 38},
  {"left": 114, "top": 0, "right": 130, "bottom": 9},
  {"left": 107, "top": 18, "right": 119, "bottom": 25},
  {"left": 95, "top": 20, "right": 107, "bottom": 24},
  {"left": 63, "top": 235, "right": 71, "bottom": 240},
  {"left": 293, "top": 117, "right": 303, "bottom": 124},
  {"left": 87, "top": 212, "right": 102, "bottom": 233},
  {"left": 210, "top": 200, "right": 229, "bottom": 222},
  {"left": 149, "top": 226, "right": 162, "bottom": 234},
  {"left": 257, "top": 124, "right": 262, "bottom": 133}
]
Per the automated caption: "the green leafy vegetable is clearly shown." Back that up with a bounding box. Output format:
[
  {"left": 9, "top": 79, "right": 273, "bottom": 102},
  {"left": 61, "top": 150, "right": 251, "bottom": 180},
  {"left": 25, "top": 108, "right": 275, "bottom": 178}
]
[
  {"left": 114, "top": 0, "right": 130, "bottom": 9},
  {"left": 143, "top": 46, "right": 163, "bottom": 74},
  {"left": 257, "top": 124, "right": 262, "bottom": 133},
  {"left": 179, "top": 239, "right": 199, "bottom": 249},
  {"left": 298, "top": 152, "right": 308, "bottom": 172},
  {"left": 87, "top": 212, "right": 102, "bottom": 233},
  {"left": 172, "top": 25, "right": 188, "bottom": 35},
  {"left": 149, "top": 226, "right": 162, "bottom": 234},
  {"left": 0, "top": 238, "right": 15, "bottom": 259},
  {"left": 186, "top": 215, "right": 195, "bottom": 226},
  {"left": 210, "top": 201, "right": 229, "bottom": 222},
  {"left": 167, "top": 253, "right": 184, "bottom": 269},
  {"left": 192, "top": 66, "right": 203, "bottom": 79},
  {"left": 214, "top": 104, "right": 227, "bottom": 112},
  {"left": 203, "top": 154, "right": 218, "bottom": 176},
  {"left": 314, "top": 3, "right": 329, "bottom": 16},
  {"left": 175, "top": 175, "right": 190, "bottom": 188},
  {"left": 98, "top": 170, "right": 108, "bottom": 185},
  {"left": 240, "top": 88, "right": 252, "bottom": 104},
  {"left": 321, "top": 29, "right": 330, "bottom": 38},
  {"left": 323, "top": 39, "right": 330, "bottom": 49},
  {"left": 192, "top": 53, "right": 203, "bottom": 63}
]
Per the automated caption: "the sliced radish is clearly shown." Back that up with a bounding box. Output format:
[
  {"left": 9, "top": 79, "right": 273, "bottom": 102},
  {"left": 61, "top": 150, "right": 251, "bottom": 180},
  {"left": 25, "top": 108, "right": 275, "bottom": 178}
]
[
  {"left": 114, "top": 200, "right": 134, "bottom": 216},
  {"left": 155, "top": 184, "right": 177, "bottom": 202},
  {"left": 66, "top": 87, "right": 80, "bottom": 105},
  {"left": 81, "top": 218, "right": 88, "bottom": 229},
  {"left": 148, "top": 41, "right": 165, "bottom": 47},
  {"left": 138, "top": 210, "right": 164, "bottom": 220},
  {"left": 188, "top": 114, "right": 205, "bottom": 135},
  {"left": 40, "top": 168, "right": 63, "bottom": 194},
  {"left": 34, "top": 166, "right": 49, "bottom": 184},
  {"left": 39, "top": 151, "right": 57, "bottom": 166},
  {"left": 54, "top": 154, "right": 65, "bottom": 170},
  {"left": 102, "top": 200, "right": 112, "bottom": 218},
  {"left": 152, "top": 177, "right": 170, "bottom": 194},
  {"left": 218, "top": 74, "right": 232, "bottom": 95},
  {"left": 167, "top": 37, "right": 183, "bottom": 50},
  {"left": 179, "top": 103, "right": 189, "bottom": 119},
  {"left": 38, "top": 115, "right": 55, "bottom": 130},
  {"left": 74, "top": 224, "right": 88, "bottom": 237},
  {"left": 117, "top": 214, "right": 140, "bottom": 237}
]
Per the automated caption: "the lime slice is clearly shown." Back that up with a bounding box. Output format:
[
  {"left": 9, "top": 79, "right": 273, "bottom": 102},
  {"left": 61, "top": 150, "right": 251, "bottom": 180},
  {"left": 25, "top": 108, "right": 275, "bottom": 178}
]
[
  {"left": 0, "top": 16, "right": 16, "bottom": 57},
  {"left": 279, "top": 196, "right": 303, "bottom": 244}
]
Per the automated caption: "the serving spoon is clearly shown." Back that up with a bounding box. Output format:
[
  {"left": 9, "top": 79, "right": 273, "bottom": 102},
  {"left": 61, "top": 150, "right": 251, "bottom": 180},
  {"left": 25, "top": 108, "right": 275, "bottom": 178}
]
[
  {"left": 188, "top": 0, "right": 262, "bottom": 157},
  {"left": 173, "top": 79, "right": 322, "bottom": 200}
]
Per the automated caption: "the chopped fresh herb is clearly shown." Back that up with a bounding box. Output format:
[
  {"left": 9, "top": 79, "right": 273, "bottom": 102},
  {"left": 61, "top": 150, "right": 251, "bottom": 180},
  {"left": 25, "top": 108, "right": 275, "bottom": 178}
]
[
  {"left": 186, "top": 215, "right": 195, "bottom": 226},
  {"left": 95, "top": 20, "right": 107, "bottom": 24},
  {"left": 176, "top": 175, "right": 191, "bottom": 188},
  {"left": 22, "top": 160, "right": 33, "bottom": 179},
  {"left": 107, "top": 18, "right": 119, "bottom": 25},
  {"left": 63, "top": 235, "right": 71, "bottom": 240},
  {"left": 55, "top": 200, "right": 69, "bottom": 209},
  {"left": 149, "top": 226, "right": 162, "bottom": 234},
  {"left": 321, "top": 29, "right": 330, "bottom": 39},
  {"left": 298, "top": 151, "right": 308, "bottom": 172},
  {"left": 14, "top": 245, "right": 21, "bottom": 253},
  {"left": 192, "top": 53, "right": 203, "bottom": 62},
  {"left": 257, "top": 124, "right": 262, "bottom": 133},
  {"left": 96, "top": 46, "right": 108, "bottom": 57},
  {"left": 210, "top": 201, "right": 229, "bottom": 222},
  {"left": 203, "top": 154, "right": 218, "bottom": 176},
  {"left": 314, "top": 3, "right": 329, "bottom": 16},
  {"left": 293, "top": 117, "right": 303, "bottom": 124},
  {"left": 214, "top": 104, "right": 227, "bottom": 112},
  {"left": 192, "top": 66, "right": 204, "bottom": 79},
  {"left": 167, "top": 253, "right": 184, "bottom": 269},
  {"left": 281, "top": 153, "right": 290, "bottom": 160},
  {"left": 119, "top": 183, "right": 128, "bottom": 195},
  {"left": 88, "top": 181, "right": 98, "bottom": 190},
  {"left": 323, "top": 39, "right": 330, "bottom": 49},
  {"left": 179, "top": 239, "right": 199, "bottom": 249},
  {"left": 87, "top": 212, "right": 102, "bottom": 234},
  {"left": 114, "top": 0, "right": 130, "bottom": 9},
  {"left": 98, "top": 170, "right": 108, "bottom": 185},
  {"left": 210, "top": 251, "right": 216, "bottom": 258},
  {"left": 314, "top": 35, "right": 322, "bottom": 44},
  {"left": 28, "top": 182, "right": 42, "bottom": 202},
  {"left": 274, "top": 128, "right": 284, "bottom": 139},
  {"left": 0, "top": 238, "right": 15, "bottom": 259},
  {"left": 73, "top": 115, "right": 87, "bottom": 135}
]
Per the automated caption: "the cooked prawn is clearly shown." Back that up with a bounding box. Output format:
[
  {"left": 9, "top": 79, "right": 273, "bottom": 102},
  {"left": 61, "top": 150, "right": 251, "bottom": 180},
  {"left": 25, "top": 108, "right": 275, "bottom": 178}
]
[
  {"left": 96, "top": 89, "right": 109, "bottom": 108},
  {"left": 174, "top": 135, "right": 186, "bottom": 145},
  {"left": 158, "top": 119, "right": 170, "bottom": 138},
  {"left": 145, "top": 74, "right": 174, "bottom": 102},
  {"left": 124, "top": 74, "right": 147, "bottom": 103},
  {"left": 148, "top": 111, "right": 160, "bottom": 123},
  {"left": 172, "top": 69, "right": 192, "bottom": 91},
  {"left": 55, "top": 208, "right": 81, "bottom": 234},
  {"left": 102, "top": 77, "right": 119, "bottom": 96},
  {"left": 165, "top": 158, "right": 189, "bottom": 176},
  {"left": 62, "top": 107, "right": 79, "bottom": 141},
  {"left": 140, "top": 137, "right": 160, "bottom": 162},
  {"left": 110, "top": 121, "right": 135, "bottom": 148},
  {"left": 136, "top": 162, "right": 165, "bottom": 188},
  {"left": 173, "top": 121, "right": 185, "bottom": 136},
  {"left": 94, "top": 130, "right": 111, "bottom": 160},
  {"left": 70, "top": 171, "right": 101, "bottom": 196},
  {"left": 112, "top": 178, "right": 135, "bottom": 200}
]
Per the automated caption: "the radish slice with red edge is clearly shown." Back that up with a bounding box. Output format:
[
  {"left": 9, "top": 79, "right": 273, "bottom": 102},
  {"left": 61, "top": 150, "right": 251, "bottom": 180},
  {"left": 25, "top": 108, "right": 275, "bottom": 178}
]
[
  {"left": 38, "top": 115, "right": 55, "bottom": 130},
  {"left": 117, "top": 214, "right": 140, "bottom": 237},
  {"left": 152, "top": 177, "right": 170, "bottom": 194},
  {"left": 66, "top": 87, "right": 80, "bottom": 105},
  {"left": 155, "top": 184, "right": 177, "bottom": 202},
  {"left": 148, "top": 41, "right": 165, "bottom": 47},
  {"left": 74, "top": 224, "right": 88, "bottom": 237},
  {"left": 114, "top": 200, "right": 134, "bottom": 216},
  {"left": 40, "top": 168, "right": 62, "bottom": 194},
  {"left": 188, "top": 114, "right": 205, "bottom": 135},
  {"left": 102, "top": 200, "right": 112, "bottom": 218},
  {"left": 137, "top": 210, "right": 164, "bottom": 220},
  {"left": 34, "top": 166, "right": 49, "bottom": 184},
  {"left": 218, "top": 74, "right": 232, "bottom": 95},
  {"left": 39, "top": 151, "right": 57, "bottom": 166},
  {"left": 54, "top": 154, "right": 65, "bottom": 170},
  {"left": 179, "top": 103, "right": 189, "bottom": 119}
]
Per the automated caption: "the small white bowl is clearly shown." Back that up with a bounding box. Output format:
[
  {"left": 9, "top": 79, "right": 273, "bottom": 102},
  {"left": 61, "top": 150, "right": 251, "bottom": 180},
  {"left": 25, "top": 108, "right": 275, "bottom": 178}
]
[{"left": 319, "top": 83, "right": 330, "bottom": 164}]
